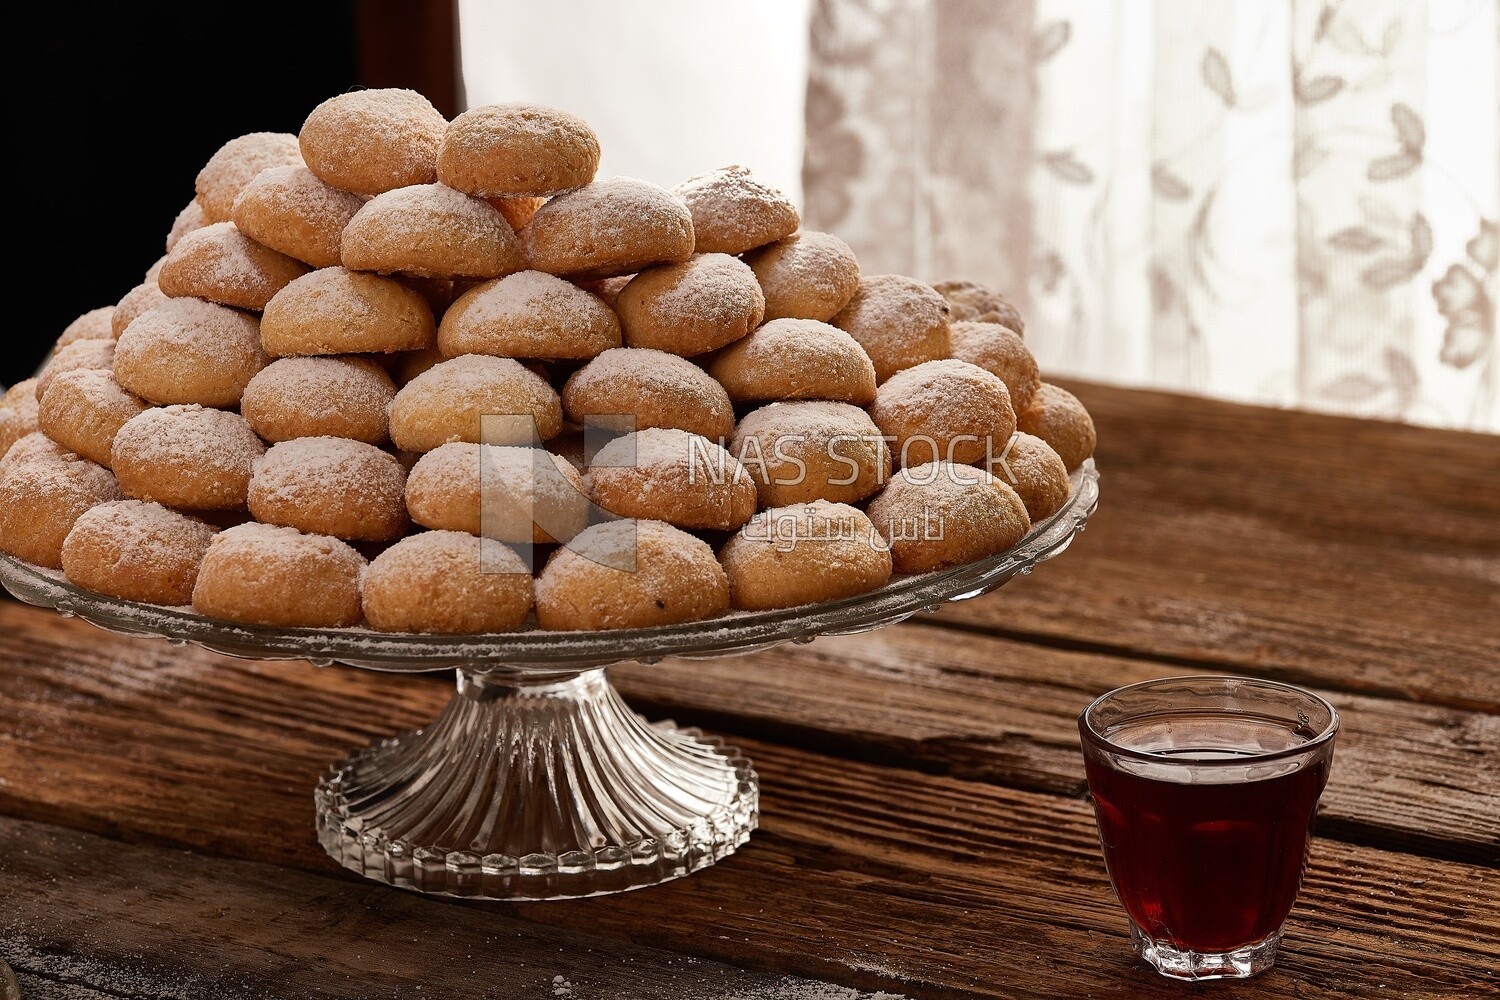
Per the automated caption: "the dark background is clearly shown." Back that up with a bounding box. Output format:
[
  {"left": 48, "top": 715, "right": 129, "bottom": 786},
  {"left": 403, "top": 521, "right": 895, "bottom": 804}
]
[{"left": 10, "top": 1, "right": 458, "bottom": 388}]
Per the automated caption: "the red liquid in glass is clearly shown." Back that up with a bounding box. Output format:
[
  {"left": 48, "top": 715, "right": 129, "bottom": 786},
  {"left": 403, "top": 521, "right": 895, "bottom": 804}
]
[{"left": 1083, "top": 713, "right": 1331, "bottom": 953}]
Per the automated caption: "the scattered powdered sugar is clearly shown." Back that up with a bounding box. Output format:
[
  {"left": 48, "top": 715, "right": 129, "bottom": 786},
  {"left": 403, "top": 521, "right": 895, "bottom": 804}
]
[
  {"left": 160, "top": 222, "right": 307, "bottom": 301},
  {"left": 36, "top": 340, "right": 116, "bottom": 399},
  {"left": 112, "top": 281, "right": 170, "bottom": 336},
  {"left": 65, "top": 499, "right": 216, "bottom": 576},
  {"left": 195, "top": 132, "right": 303, "bottom": 221},
  {"left": 112, "top": 405, "right": 263, "bottom": 469},
  {"left": 303, "top": 89, "right": 446, "bottom": 187},
  {"left": 871, "top": 360, "right": 1011, "bottom": 435},
  {"left": 567, "top": 348, "right": 729, "bottom": 416},
  {"left": 623, "top": 253, "right": 763, "bottom": 328},
  {"left": 746, "top": 230, "right": 860, "bottom": 316},
  {"left": 523, "top": 177, "right": 694, "bottom": 277},
  {"left": 241, "top": 356, "right": 396, "bottom": 438},
  {"left": 733, "top": 400, "right": 881, "bottom": 446},
  {"left": 712, "top": 318, "right": 875, "bottom": 400},
  {"left": 250, "top": 436, "right": 403, "bottom": 507},
  {"left": 832, "top": 275, "right": 948, "bottom": 338},
  {"left": 443, "top": 270, "right": 619, "bottom": 356}
]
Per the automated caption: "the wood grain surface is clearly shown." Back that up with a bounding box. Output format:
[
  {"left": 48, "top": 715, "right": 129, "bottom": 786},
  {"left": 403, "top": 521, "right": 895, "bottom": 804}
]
[{"left": 2, "top": 382, "right": 1496, "bottom": 999}]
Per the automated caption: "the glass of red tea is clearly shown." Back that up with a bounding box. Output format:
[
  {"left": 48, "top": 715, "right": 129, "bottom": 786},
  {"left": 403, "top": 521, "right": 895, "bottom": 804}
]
[{"left": 1078, "top": 675, "right": 1339, "bottom": 981}]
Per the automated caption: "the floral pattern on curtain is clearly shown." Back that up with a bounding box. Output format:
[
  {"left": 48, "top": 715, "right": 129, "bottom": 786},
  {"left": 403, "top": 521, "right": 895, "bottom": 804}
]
[{"left": 803, "top": 0, "right": 1500, "bottom": 431}]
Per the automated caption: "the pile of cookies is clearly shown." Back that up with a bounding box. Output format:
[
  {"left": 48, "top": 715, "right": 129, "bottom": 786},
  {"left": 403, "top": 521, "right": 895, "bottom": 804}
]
[{"left": 0, "top": 89, "right": 1096, "bottom": 634}]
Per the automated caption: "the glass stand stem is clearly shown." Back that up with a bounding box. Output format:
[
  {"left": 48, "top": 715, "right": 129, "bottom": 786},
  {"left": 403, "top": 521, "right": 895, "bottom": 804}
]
[{"left": 315, "top": 665, "right": 758, "bottom": 900}]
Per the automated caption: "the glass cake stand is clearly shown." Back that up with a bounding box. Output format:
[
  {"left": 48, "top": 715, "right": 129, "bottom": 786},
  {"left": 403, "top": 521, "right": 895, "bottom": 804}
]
[{"left": 0, "top": 461, "right": 1098, "bottom": 901}]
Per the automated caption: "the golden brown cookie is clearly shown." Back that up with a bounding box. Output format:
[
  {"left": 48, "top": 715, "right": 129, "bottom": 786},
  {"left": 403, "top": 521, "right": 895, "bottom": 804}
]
[
  {"left": 158, "top": 222, "right": 310, "bottom": 310},
  {"left": 866, "top": 461, "right": 1032, "bottom": 574},
  {"left": 0, "top": 379, "right": 41, "bottom": 459},
  {"left": 870, "top": 359, "right": 1016, "bottom": 468},
  {"left": 932, "top": 279, "right": 1024, "bottom": 334},
  {"left": 231, "top": 165, "right": 366, "bottom": 268},
  {"left": 192, "top": 522, "right": 366, "bottom": 627},
  {"left": 36, "top": 339, "right": 116, "bottom": 401},
  {"left": 948, "top": 320, "right": 1039, "bottom": 413},
  {"left": 1017, "top": 383, "right": 1096, "bottom": 470},
  {"left": 673, "top": 165, "right": 799, "bottom": 254},
  {"left": 730, "top": 401, "right": 891, "bottom": 507},
  {"left": 406, "top": 442, "right": 587, "bottom": 544},
  {"left": 111, "top": 405, "right": 265, "bottom": 510},
  {"left": 0, "top": 433, "right": 65, "bottom": 485},
  {"left": 112, "top": 282, "right": 170, "bottom": 337},
  {"left": 616, "top": 253, "right": 764, "bottom": 356},
  {"left": 535, "top": 519, "right": 729, "bottom": 631},
  {"left": 439, "top": 270, "right": 621, "bottom": 359},
  {"left": 364, "top": 530, "right": 535, "bottom": 634},
  {"left": 720, "top": 500, "right": 892, "bottom": 610},
  {"left": 830, "top": 275, "right": 951, "bottom": 383},
  {"left": 241, "top": 356, "right": 396, "bottom": 444},
  {"left": 562, "top": 347, "right": 735, "bottom": 442},
  {"left": 0, "top": 448, "right": 122, "bottom": 568},
  {"left": 248, "top": 437, "right": 408, "bottom": 542},
  {"left": 341, "top": 183, "right": 526, "bottom": 279},
  {"left": 57, "top": 307, "right": 117, "bottom": 347},
  {"left": 707, "top": 318, "right": 877, "bottom": 406},
  {"left": 299, "top": 88, "right": 447, "bottom": 195},
  {"left": 588, "top": 428, "right": 757, "bottom": 531},
  {"left": 438, "top": 102, "right": 600, "bottom": 197},
  {"left": 521, "top": 178, "right": 694, "bottom": 281},
  {"left": 261, "top": 267, "right": 436, "bottom": 356},
  {"left": 37, "top": 369, "right": 148, "bottom": 468},
  {"left": 195, "top": 132, "right": 303, "bottom": 223},
  {"left": 389, "top": 354, "right": 563, "bottom": 452},
  {"left": 986, "top": 432, "right": 1071, "bottom": 523},
  {"left": 744, "top": 230, "right": 861, "bottom": 322},
  {"left": 61, "top": 500, "right": 216, "bottom": 605},
  {"left": 114, "top": 298, "right": 267, "bottom": 408},
  {"left": 167, "top": 198, "right": 208, "bottom": 252}
]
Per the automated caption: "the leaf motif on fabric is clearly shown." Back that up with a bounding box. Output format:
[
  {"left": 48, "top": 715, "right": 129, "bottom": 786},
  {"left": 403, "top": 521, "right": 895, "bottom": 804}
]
[{"left": 1201, "top": 48, "right": 1237, "bottom": 107}]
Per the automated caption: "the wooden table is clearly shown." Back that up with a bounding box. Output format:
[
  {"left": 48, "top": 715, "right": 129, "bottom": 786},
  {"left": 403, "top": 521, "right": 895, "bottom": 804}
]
[{"left": 2, "top": 382, "right": 1496, "bottom": 999}]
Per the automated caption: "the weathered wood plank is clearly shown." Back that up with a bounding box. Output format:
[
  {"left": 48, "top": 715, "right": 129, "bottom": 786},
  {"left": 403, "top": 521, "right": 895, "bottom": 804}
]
[
  {"left": 614, "top": 625, "right": 1500, "bottom": 865},
  {"left": 0, "top": 618, "right": 1493, "bottom": 999},
  {"left": 934, "top": 382, "right": 1500, "bottom": 712},
  {"left": 5, "top": 604, "right": 1491, "bottom": 864},
  {"left": 0, "top": 816, "right": 869, "bottom": 1000}
]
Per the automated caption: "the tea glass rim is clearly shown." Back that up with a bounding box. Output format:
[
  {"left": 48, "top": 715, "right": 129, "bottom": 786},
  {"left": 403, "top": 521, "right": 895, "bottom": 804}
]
[{"left": 1079, "top": 674, "right": 1340, "bottom": 767}]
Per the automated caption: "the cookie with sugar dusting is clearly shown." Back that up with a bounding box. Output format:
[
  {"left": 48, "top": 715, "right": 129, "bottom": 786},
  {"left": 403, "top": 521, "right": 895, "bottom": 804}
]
[
  {"left": 158, "top": 222, "right": 310, "bottom": 311},
  {"left": 406, "top": 442, "right": 587, "bottom": 544},
  {"left": 111, "top": 405, "right": 265, "bottom": 510},
  {"left": 730, "top": 401, "right": 890, "bottom": 508},
  {"left": 167, "top": 198, "right": 209, "bottom": 252},
  {"left": 0, "top": 380, "right": 41, "bottom": 460},
  {"left": 38, "top": 369, "right": 147, "bottom": 468},
  {"left": 616, "top": 253, "right": 764, "bottom": 356},
  {"left": 562, "top": 347, "right": 734, "bottom": 443},
  {"left": 439, "top": 270, "right": 620, "bottom": 359},
  {"left": 195, "top": 132, "right": 303, "bottom": 222},
  {"left": 438, "top": 102, "right": 600, "bottom": 197},
  {"left": 115, "top": 298, "right": 268, "bottom": 408},
  {"left": 831, "top": 275, "right": 951, "bottom": 384},
  {"left": 341, "top": 183, "right": 525, "bottom": 279},
  {"left": 588, "top": 428, "right": 757, "bottom": 531},
  {"left": 388, "top": 354, "right": 562, "bottom": 452},
  {"left": 364, "top": 531, "right": 535, "bottom": 634},
  {"left": 948, "top": 320, "right": 1038, "bottom": 413},
  {"left": 300, "top": 88, "right": 447, "bottom": 195},
  {"left": 535, "top": 519, "right": 729, "bottom": 631},
  {"left": 673, "top": 165, "right": 799, "bottom": 255},
  {"left": 708, "top": 318, "right": 876, "bottom": 406},
  {"left": 522, "top": 178, "right": 694, "bottom": 281},
  {"left": 720, "top": 500, "right": 892, "bottom": 610},
  {"left": 0, "top": 446, "right": 122, "bottom": 569},
  {"left": 1017, "top": 382, "right": 1096, "bottom": 470},
  {"left": 744, "top": 230, "right": 860, "bottom": 322},
  {"left": 192, "top": 522, "right": 366, "bottom": 628},
  {"left": 985, "top": 432, "right": 1071, "bottom": 523},
  {"left": 248, "top": 436, "right": 408, "bottom": 542},
  {"left": 932, "top": 279, "right": 1024, "bottom": 334},
  {"left": 261, "top": 267, "right": 435, "bottom": 356},
  {"left": 62, "top": 500, "right": 216, "bottom": 606},
  {"left": 870, "top": 359, "right": 1015, "bottom": 469},
  {"left": 232, "top": 165, "right": 366, "bottom": 268},
  {"left": 866, "top": 461, "right": 1031, "bottom": 574},
  {"left": 241, "top": 356, "right": 396, "bottom": 445}
]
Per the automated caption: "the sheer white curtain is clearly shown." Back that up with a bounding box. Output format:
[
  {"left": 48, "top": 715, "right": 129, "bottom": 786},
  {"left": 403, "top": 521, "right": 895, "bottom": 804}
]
[{"left": 457, "top": 0, "right": 1499, "bottom": 431}]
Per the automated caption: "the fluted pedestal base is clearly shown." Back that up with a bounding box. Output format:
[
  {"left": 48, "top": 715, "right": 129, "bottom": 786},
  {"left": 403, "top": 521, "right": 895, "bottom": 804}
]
[{"left": 315, "top": 666, "right": 758, "bottom": 900}]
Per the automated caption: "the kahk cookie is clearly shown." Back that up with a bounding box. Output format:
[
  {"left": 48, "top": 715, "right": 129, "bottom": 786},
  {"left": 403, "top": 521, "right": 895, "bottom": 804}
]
[
  {"left": 157, "top": 222, "right": 309, "bottom": 310},
  {"left": 720, "top": 500, "right": 891, "bottom": 610},
  {"left": 521, "top": 178, "right": 694, "bottom": 280},
  {"left": 192, "top": 522, "right": 365, "bottom": 627},
  {"left": 341, "top": 183, "right": 525, "bottom": 279},
  {"left": 438, "top": 270, "right": 620, "bottom": 359},
  {"left": 831, "top": 274, "right": 951, "bottom": 383},
  {"left": 248, "top": 437, "right": 409, "bottom": 542},
  {"left": 562, "top": 347, "right": 734, "bottom": 442},
  {"left": 231, "top": 165, "right": 366, "bottom": 268},
  {"left": 707, "top": 318, "right": 876, "bottom": 405},
  {"left": 869, "top": 359, "right": 1015, "bottom": 468},
  {"left": 195, "top": 132, "right": 303, "bottom": 222},
  {"left": 730, "top": 401, "right": 890, "bottom": 507},
  {"left": 673, "top": 165, "right": 799, "bottom": 254},
  {"left": 438, "top": 102, "right": 600, "bottom": 197},
  {"left": 261, "top": 267, "right": 435, "bottom": 356},
  {"left": 587, "top": 428, "right": 757, "bottom": 531},
  {"left": 240, "top": 356, "right": 396, "bottom": 444},
  {"left": 865, "top": 461, "right": 1031, "bottom": 573},
  {"left": 616, "top": 253, "right": 764, "bottom": 356},
  {"left": 61, "top": 500, "right": 216, "bottom": 606},
  {"left": 114, "top": 298, "right": 267, "bottom": 408},
  {"left": 299, "top": 88, "right": 447, "bottom": 194},
  {"left": 363, "top": 530, "right": 534, "bottom": 634},
  {"left": 111, "top": 405, "right": 265, "bottom": 510},
  {"left": 389, "top": 355, "right": 562, "bottom": 452}
]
